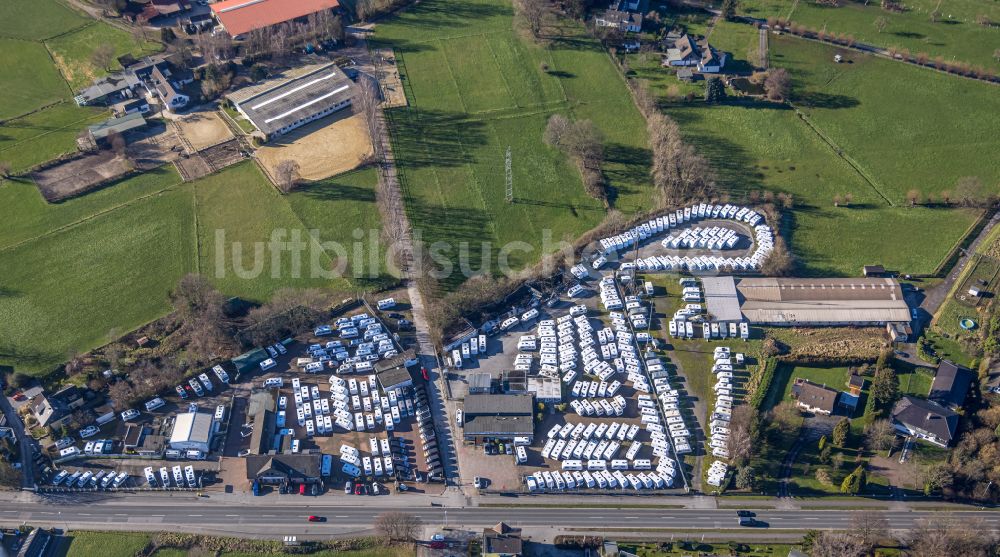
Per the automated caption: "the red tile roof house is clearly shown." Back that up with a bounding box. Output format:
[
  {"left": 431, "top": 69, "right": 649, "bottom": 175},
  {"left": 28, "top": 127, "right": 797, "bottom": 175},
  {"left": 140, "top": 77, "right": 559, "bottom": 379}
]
[{"left": 210, "top": 0, "right": 340, "bottom": 39}]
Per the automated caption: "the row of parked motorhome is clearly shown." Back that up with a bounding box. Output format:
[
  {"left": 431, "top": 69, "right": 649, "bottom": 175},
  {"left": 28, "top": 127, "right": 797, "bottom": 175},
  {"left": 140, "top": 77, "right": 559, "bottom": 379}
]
[
  {"left": 525, "top": 466, "right": 675, "bottom": 492},
  {"left": 708, "top": 347, "right": 739, "bottom": 463},
  {"left": 597, "top": 203, "right": 763, "bottom": 255},
  {"left": 50, "top": 468, "right": 130, "bottom": 489},
  {"left": 451, "top": 333, "right": 487, "bottom": 369}
]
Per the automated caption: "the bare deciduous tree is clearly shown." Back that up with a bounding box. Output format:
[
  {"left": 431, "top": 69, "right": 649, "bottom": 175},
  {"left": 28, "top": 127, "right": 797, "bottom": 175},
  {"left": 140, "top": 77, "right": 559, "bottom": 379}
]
[
  {"left": 91, "top": 43, "right": 116, "bottom": 71},
  {"left": 763, "top": 68, "right": 791, "bottom": 101},
  {"left": 849, "top": 510, "right": 889, "bottom": 551},
  {"left": 514, "top": 0, "right": 547, "bottom": 39},
  {"left": 275, "top": 160, "right": 301, "bottom": 193},
  {"left": 0, "top": 161, "right": 14, "bottom": 178},
  {"left": 874, "top": 15, "right": 889, "bottom": 33},
  {"left": 543, "top": 115, "right": 606, "bottom": 202},
  {"left": 646, "top": 112, "right": 715, "bottom": 207},
  {"left": 727, "top": 405, "right": 758, "bottom": 464},
  {"left": 908, "top": 516, "right": 997, "bottom": 557},
  {"left": 864, "top": 419, "right": 895, "bottom": 452},
  {"left": 355, "top": 77, "right": 384, "bottom": 162},
  {"left": 809, "top": 531, "right": 868, "bottom": 557},
  {"left": 374, "top": 511, "right": 422, "bottom": 541}
]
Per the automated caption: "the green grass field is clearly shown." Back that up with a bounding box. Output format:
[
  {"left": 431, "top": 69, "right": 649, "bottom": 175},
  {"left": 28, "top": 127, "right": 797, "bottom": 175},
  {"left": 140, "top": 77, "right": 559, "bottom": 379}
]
[
  {"left": 0, "top": 39, "right": 75, "bottom": 120},
  {"left": 197, "top": 162, "right": 390, "bottom": 301},
  {"left": 0, "top": 162, "right": 387, "bottom": 375},
  {"left": 0, "top": 184, "right": 197, "bottom": 372},
  {"left": 773, "top": 364, "right": 851, "bottom": 402},
  {"left": 772, "top": 35, "right": 1000, "bottom": 203},
  {"left": 775, "top": 0, "right": 1000, "bottom": 72},
  {"left": 62, "top": 531, "right": 152, "bottom": 557},
  {"left": 46, "top": 21, "right": 162, "bottom": 90},
  {"left": 0, "top": 0, "right": 88, "bottom": 41},
  {"left": 376, "top": 0, "right": 652, "bottom": 289},
  {"left": 0, "top": 103, "right": 105, "bottom": 173}
]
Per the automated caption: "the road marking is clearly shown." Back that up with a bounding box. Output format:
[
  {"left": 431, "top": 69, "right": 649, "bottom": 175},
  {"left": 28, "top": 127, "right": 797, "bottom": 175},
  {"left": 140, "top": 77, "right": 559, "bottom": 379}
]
[
  {"left": 189, "top": 514, "right": 202, "bottom": 517},
  {"left": 151, "top": 514, "right": 164, "bottom": 517},
  {"left": 262, "top": 514, "right": 275, "bottom": 517},
  {"left": 115, "top": 514, "right": 127, "bottom": 517},
  {"left": 78, "top": 513, "right": 91, "bottom": 516},
  {"left": 226, "top": 514, "right": 239, "bottom": 517},
  {"left": 805, "top": 517, "right": 819, "bottom": 520},
  {"left": 335, "top": 515, "right": 349, "bottom": 518},
  {"left": 624, "top": 516, "right": 639, "bottom": 519}
]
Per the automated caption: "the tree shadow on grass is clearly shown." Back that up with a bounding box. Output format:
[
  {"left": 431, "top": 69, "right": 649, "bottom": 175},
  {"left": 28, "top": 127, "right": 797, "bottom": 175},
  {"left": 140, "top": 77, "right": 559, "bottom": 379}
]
[
  {"left": 388, "top": 109, "right": 487, "bottom": 171},
  {"left": 378, "top": 1, "right": 512, "bottom": 33},
  {"left": 296, "top": 181, "right": 376, "bottom": 204},
  {"left": 793, "top": 91, "right": 860, "bottom": 109}
]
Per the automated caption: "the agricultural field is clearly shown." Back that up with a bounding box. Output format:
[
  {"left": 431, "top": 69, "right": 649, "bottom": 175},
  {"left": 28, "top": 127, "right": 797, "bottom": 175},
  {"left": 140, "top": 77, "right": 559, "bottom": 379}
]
[
  {"left": 0, "top": 103, "right": 105, "bottom": 173},
  {"left": 0, "top": 182, "right": 196, "bottom": 374},
  {"left": 376, "top": 0, "right": 653, "bottom": 289},
  {"left": 651, "top": 29, "right": 995, "bottom": 276},
  {"left": 195, "top": 162, "right": 389, "bottom": 301},
  {"left": 0, "top": 162, "right": 387, "bottom": 376},
  {"left": 763, "top": 0, "right": 1000, "bottom": 72},
  {"left": 0, "top": 39, "right": 75, "bottom": 120},
  {"left": 772, "top": 35, "right": 1000, "bottom": 203},
  {"left": 46, "top": 21, "right": 162, "bottom": 90},
  {"left": 0, "top": 0, "right": 88, "bottom": 41}
]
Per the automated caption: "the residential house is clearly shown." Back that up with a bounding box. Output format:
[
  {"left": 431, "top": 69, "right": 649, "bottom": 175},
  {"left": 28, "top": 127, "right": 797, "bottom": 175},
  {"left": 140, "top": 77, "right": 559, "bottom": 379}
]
[
  {"left": 483, "top": 522, "right": 523, "bottom": 557},
  {"left": 891, "top": 396, "right": 959, "bottom": 447},
  {"left": 929, "top": 360, "right": 974, "bottom": 410},
  {"left": 595, "top": 9, "right": 642, "bottom": 33},
  {"left": 148, "top": 62, "right": 192, "bottom": 111},
  {"left": 30, "top": 385, "right": 85, "bottom": 430},
  {"left": 245, "top": 453, "right": 323, "bottom": 487},
  {"left": 662, "top": 34, "right": 727, "bottom": 73},
  {"left": 791, "top": 378, "right": 839, "bottom": 415}
]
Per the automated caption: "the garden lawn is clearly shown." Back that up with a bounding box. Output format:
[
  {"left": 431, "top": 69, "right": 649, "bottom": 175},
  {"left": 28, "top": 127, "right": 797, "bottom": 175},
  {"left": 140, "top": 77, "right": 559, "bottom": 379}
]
[
  {"left": 772, "top": 364, "right": 850, "bottom": 402},
  {"left": 64, "top": 531, "right": 152, "bottom": 557},
  {"left": 0, "top": 0, "right": 88, "bottom": 41},
  {"left": 0, "top": 39, "right": 75, "bottom": 120},
  {"left": 0, "top": 185, "right": 196, "bottom": 374},
  {"left": 772, "top": 35, "right": 1000, "bottom": 203},
  {"left": 376, "top": 0, "right": 652, "bottom": 290},
  {"left": 45, "top": 21, "right": 162, "bottom": 90},
  {"left": 899, "top": 366, "right": 934, "bottom": 397},
  {"left": 0, "top": 165, "right": 183, "bottom": 250},
  {"left": 781, "top": 0, "right": 1000, "bottom": 72}
]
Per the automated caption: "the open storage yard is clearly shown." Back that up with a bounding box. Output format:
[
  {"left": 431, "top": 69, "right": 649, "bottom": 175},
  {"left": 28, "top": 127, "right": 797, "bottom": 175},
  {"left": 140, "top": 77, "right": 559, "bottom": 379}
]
[
  {"left": 256, "top": 111, "right": 373, "bottom": 181},
  {"left": 173, "top": 112, "right": 235, "bottom": 152}
]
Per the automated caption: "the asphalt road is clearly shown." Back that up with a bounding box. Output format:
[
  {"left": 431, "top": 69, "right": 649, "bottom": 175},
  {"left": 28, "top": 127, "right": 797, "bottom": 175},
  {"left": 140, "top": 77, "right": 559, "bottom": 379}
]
[{"left": 2, "top": 495, "right": 1000, "bottom": 537}]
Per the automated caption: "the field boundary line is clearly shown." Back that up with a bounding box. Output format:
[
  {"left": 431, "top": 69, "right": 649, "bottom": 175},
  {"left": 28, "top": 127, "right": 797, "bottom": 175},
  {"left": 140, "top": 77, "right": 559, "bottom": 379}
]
[
  {"left": 438, "top": 38, "right": 471, "bottom": 114},
  {"left": 0, "top": 178, "right": 184, "bottom": 254},
  {"left": 378, "top": 27, "right": 510, "bottom": 46},
  {"left": 482, "top": 33, "right": 520, "bottom": 108},
  {"left": 191, "top": 179, "right": 202, "bottom": 275},
  {"left": 790, "top": 105, "right": 894, "bottom": 206},
  {"left": 0, "top": 113, "right": 103, "bottom": 155}
]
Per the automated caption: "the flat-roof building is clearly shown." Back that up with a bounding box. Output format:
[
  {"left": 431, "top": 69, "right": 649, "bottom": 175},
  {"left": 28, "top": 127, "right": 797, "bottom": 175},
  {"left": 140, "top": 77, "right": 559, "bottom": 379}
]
[
  {"left": 462, "top": 394, "right": 535, "bottom": 442},
  {"left": 737, "top": 277, "right": 911, "bottom": 326},
  {"left": 227, "top": 62, "right": 354, "bottom": 140},
  {"left": 702, "top": 276, "right": 742, "bottom": 323},
  {"left": 168, "top": 410, "right": 215, "bottom": 453}
]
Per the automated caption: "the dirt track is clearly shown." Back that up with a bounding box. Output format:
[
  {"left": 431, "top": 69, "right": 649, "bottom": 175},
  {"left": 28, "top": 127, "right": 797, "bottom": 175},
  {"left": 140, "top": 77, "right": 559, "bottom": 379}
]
[{"left": 256, "top": 111, "right": 373, "bottom": 181}]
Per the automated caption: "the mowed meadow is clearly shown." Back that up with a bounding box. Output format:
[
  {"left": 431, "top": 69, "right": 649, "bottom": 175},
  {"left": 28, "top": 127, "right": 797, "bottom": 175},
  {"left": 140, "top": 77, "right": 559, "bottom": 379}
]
[
  {"left": 0, "top": 163, "right": 389, "bottom": 375},
  {"left": 659, "top": 25, "right": 996, "bottom": 276},
  {"left": 375, "top": 0, "right": 653, "bottom": 289}
]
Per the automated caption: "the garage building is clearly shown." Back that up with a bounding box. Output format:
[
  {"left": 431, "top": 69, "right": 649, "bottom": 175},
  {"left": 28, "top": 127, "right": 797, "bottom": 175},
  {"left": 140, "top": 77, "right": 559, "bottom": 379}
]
[
  {"left": 226, "top": 62, "right": 354, "bottom": 141},
  {"left": 168, "top": 410, "right": 215, "bottom": 453}
]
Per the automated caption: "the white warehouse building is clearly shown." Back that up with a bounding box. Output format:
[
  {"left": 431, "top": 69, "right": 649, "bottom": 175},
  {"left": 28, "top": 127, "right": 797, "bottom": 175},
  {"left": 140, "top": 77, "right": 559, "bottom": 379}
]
[{"left": 168, "top": 410, "right": 215, "bottom": 453}]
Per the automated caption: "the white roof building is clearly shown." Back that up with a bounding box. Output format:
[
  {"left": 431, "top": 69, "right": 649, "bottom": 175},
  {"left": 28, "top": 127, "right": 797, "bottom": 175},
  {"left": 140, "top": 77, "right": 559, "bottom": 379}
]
[{"left": 169, "top": 411, "right": 215, "bottom": 453}]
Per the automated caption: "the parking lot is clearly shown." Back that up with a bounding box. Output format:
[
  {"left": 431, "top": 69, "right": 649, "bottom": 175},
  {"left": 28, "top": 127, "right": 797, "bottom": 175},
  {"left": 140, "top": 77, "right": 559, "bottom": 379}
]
[{"left": 450, "top": 275, "right": 693, "bottom": 494}]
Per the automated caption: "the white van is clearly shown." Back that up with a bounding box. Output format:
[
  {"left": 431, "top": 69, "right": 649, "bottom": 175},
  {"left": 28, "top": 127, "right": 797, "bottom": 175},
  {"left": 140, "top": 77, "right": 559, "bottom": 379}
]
[{"left": 377, "top": 298, "right": 396, "bottom": 310}]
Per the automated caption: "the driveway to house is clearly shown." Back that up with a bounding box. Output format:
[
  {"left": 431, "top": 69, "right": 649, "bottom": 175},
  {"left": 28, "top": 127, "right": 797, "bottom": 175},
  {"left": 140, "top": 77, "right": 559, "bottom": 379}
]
[
  {"left": 920, "top": 211, "right": 1000, "bottom": 321},
  {"left": 0, "top": 394, "right": 36, "bottom": 489}
]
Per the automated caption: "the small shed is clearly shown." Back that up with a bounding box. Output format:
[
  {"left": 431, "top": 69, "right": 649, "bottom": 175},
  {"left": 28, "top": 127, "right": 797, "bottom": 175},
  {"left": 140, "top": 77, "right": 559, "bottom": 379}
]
[
  {"left": 468, "top": 372, "right": 493, "bottom": 394},
  {"left": 677, "top": 68, "right": 694, "bottom": 82},
  {"left": 969, "top": 286, "right": 982, "bottom": 297}
]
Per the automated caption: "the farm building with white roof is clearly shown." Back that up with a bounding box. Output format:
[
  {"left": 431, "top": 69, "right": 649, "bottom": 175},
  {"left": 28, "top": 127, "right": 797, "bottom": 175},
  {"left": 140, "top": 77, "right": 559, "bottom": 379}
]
[{"left": 226, "top": 62, "right": 355, "bottom": 140}]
